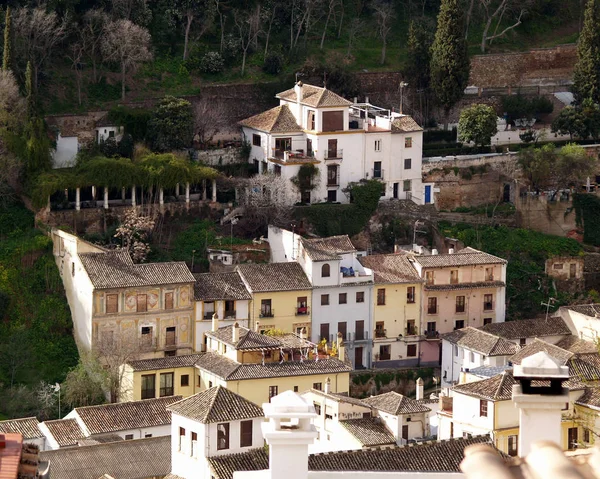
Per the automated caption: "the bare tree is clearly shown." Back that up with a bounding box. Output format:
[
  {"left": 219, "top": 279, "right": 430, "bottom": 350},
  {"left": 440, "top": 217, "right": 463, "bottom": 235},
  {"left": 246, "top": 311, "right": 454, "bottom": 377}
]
[
  {"left": 67, "top": 41, "right": 85, "bottom": 106},
  {"left": 346, "top": 17, "right": 363, "bottom": 58},
  {"left": 193, "top": 97, "right": 228, "bottom": 147},
  {"left": 102, "top": 19, "right": 152, "bottom": 100},
  {"left": 373, "top": 0, "right": 395, "bottom": 65},
  {"left": 262, "top": 2, "right": 278, "bottom": 57},
  {"left": 170, "top": 0, "right": 215, "bottom": 60},
  {"left": 13, "top": 6, "right": 68, "bottom": 90},
  {"left": 320, "top": 0, "right": 338, "bottom": 49},
  {"left": 82, "top": 9, "right": 109, "bottom": 83},
  {"left": 291, "top": 0, "right": 317, "bottom": 50},
  {"left": 214, "top": 0, "right": 228, "bottom": 53},
  {"left": 233, "top": 6, "right": 261, "bottom": 76},
  {"left": 480, "top": 0, "right": 526, "bottom": 53}
]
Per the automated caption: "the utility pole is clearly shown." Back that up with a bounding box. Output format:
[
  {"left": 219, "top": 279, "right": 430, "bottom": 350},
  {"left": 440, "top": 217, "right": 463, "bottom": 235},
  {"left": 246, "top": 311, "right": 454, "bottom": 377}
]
[
  {"left": 399, "top": 81, "right": 408, "bottom": 114},
  {"left": 541, "top": 297, "right": 556, "bottom": 321}
]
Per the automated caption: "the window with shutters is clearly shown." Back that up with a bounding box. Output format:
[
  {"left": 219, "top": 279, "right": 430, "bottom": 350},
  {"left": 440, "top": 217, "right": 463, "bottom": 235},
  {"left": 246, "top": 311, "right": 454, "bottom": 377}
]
[
  {"left": 165, "top": 292, "right": 174, "bottom": 310},
  {"left": 356, "top": 291, "right": 365, "bottom": 303},
  {"left": 480, "top": 400, "right": 488, "bottom": 417},
  {"left": 268, "top": 386, "right": 278, "bottom": 401},
  {"left": 404, "top": 158, "right": 412, "bottom": 169},
  {"left": 321, "top": 294, "right": 330, "bottom": 306},
  {"left": 191, "top": 432, "right": 198, "bottom": 457},
  {"left": 240, "top": 420, "right": 253, "bottom": 447},
  {"left": 456, "top": 296, "right": 465, "bottom": 313},
  {"left": 339, "top": 293, "right": 347, "bottom": 304},
  {"left": 321, "top": 263, "right": 330, "bottom": 277},
  {"left": 508, "top": 435, "right": 518, "bottom": 456},
  {"left": 484, "top": 294, "right": 494, "bottom": 311},
  {"left": 181, "top": 374, "right": 189, "bottom": 387},
  {"left": 407, "top": 344, "right": 417, "bottom": 357},
  {"left": 428, "top": 297, "right": 437, "bottom": 314},
  {"left": 425, "top": 271, "right": 434, "bottom": 285},
  {"left": 407, "top": 286, "right": 415, "bottom": 303},
  {"left": 106, "top": 294, "right": 118, "bottom": 313},
  {"left": 377, "top": 288, "right": 386, "bottom": 305},
  {"left": 137, "top": 294, "right": 147, "bottom": 312}
]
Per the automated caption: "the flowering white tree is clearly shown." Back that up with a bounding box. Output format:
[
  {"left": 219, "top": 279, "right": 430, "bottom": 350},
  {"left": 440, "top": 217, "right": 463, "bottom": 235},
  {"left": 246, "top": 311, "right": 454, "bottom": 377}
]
[{"left": 114, "top": 208, "right": 155, "bottom": 263}]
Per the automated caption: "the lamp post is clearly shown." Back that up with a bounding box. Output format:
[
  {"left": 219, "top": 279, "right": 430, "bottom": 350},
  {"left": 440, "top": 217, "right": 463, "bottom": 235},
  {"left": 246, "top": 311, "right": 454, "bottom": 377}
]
[{"left": 399, "top": 81, "right": 408, "bottom": 114}]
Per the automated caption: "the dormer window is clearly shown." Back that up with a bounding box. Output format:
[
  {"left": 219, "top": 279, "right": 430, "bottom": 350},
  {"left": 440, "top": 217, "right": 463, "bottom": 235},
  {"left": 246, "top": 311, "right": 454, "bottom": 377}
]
[{"left": 217, "top": 423, "right": 230, "bottom": 450}]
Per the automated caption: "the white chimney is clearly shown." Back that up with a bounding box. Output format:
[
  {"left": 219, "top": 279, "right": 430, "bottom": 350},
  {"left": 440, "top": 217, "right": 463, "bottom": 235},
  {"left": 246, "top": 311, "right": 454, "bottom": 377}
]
[
  {"left": 416, "top": 377, "right": 424, "bottom": 401},
  {"left": 365, "top": 96, "right": 369, "bottom": 104},
  {"left": 299, "top": 327, "right": 306, "bottom": 340},
  {"left": 262, "top": 391, "right": 318, "bottom": 479},
  {"left": 255, "top": 321, "right": 260, "bottom": 333},
  {"left": 232, "top": 322, "right": 240, "bottom": 342},
  {"left": 338, "top": 342, "right": 345, "bottom": 363},
  {"left": 449, "top": 248, "right": 455, "bottom": 254},
  {"left": 432, "top": 249, "right": 438, "bottom": 255},
  {"left": 211, "top": 313, "right": 219, "bottom": 332},
  {"left": 512, "top": 352, "right": 569, "bottom": 457},
  {"left": 324, "top": 377, "right": 331, "bottom": 394}
]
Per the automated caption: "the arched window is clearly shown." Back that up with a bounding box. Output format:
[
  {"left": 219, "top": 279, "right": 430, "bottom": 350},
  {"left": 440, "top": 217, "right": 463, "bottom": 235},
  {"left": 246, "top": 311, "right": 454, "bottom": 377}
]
[{"left": 321, "top": 264, "right": 330, "bottom": 277}]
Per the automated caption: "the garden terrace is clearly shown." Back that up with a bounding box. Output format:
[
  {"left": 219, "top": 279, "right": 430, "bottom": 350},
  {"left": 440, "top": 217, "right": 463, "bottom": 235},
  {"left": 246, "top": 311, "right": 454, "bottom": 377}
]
[{"left": 33, "top": 154, "right": 219, "bottom": 211}]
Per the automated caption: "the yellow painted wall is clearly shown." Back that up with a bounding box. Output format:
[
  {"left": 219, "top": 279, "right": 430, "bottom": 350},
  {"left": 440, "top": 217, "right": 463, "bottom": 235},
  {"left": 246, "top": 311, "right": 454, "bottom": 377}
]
[
  {"left": 373, "top": 282, "right": 422, "bottom": 337},
  {"left": 121, "top": 365, "right": 199, "bottom": 402},
  {"left": 197, "top": 368, "right": 350, "bottom": 406},
  {"left": 249, "top": 290, "right": 312, "bottom": 335}
]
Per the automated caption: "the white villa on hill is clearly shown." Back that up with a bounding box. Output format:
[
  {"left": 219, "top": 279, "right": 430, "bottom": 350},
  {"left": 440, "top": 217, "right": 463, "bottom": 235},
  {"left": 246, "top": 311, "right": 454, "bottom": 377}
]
[{"left": 240, "top": 82, "right": 434, "bottom": 205}]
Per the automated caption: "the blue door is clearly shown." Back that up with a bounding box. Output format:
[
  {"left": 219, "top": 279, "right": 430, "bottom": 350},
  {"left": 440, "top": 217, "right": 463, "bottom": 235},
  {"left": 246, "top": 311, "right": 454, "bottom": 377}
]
[{"left": 425, "top": 185, "right": 431, "bottom": 204}]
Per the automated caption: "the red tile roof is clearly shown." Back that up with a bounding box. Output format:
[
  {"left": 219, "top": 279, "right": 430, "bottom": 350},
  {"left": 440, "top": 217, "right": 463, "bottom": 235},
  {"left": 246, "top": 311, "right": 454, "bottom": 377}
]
[{"left": 0, "top": 433, "right": 22, "bottom": 479}]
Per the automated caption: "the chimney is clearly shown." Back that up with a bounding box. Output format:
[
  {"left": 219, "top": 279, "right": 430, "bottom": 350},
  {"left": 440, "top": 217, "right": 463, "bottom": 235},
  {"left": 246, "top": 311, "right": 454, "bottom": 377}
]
[
  {"left": 211, "top": 313, "right": 219, "bottom": 332},
  {"left": 262, "top": 391, "right": 318, "bottom": 479},
  {"left": 416, "top": 377, "right": 424, "bottom": 401},
  {"left": 232, "top": 322, "right": 240, "bottom": 342},
  {"left": 449, "top": 248, "right": 455, "bottom": 254},
  {"left": 299, "top": 327, "right": 306, "bottom": 340},
  {"left": 336, "top": 331, "right": 343, "bottom": 352},
  {"left": 255, "top": 321, "right": 260, "bottom": 333},
  {"left": 365, "top": 96, "right": 369, "bottom": 104},
  {"left": 432, "top": 249, "right": 438, "bottom": 255},
  {"left": 294, "top": 81, "right": 304, "bottom": 102},
  {"left": 512, "top": 352, "right": 569, "bottom": 457},
  {"left": 324, "top": 377, "right": 331, "bottom": 394},
  {"left": 338, "top": 342, "right": 345, "bottom": 363}
]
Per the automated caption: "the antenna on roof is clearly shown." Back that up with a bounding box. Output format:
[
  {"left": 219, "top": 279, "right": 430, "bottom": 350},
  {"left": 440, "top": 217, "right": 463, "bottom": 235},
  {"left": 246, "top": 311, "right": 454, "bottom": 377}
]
[
  {"left": 541, "top": 297, "right": 556, "bottom": 322},
  {"left": 295, "top": 72, "right": 305, "bottom": 83}
]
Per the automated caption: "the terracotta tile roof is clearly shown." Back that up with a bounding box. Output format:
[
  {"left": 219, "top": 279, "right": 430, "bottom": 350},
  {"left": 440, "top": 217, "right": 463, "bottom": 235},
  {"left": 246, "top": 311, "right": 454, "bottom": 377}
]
[
  {"left": 340, "top": 418, "right": 396, "bottom": 447},
  {"left": 565, "top": 303, "right": 600, "bottom": 317},
  {"left": 195, "top": 352, "right": 351, "bottom": 380},
  {"left": 163, "top": 474, "right": 186, "bottom": 479},
  {"left": 391, "top": 115, "right": 423, "bottom": 133},
  {"left": 575, "top": 387, "right": 600, "bottom": 408},
  {"left": 556, "top": 335, "right": 597, "bottom": 353},
  {"left": 467, "top": 365, "right": 513, "bottom": 378},
  {"left": 0, "top": 417, "right": 42, "bottom": 440},
  {"left": 39, "top": 436, "right": 170, "bottom": 479},
  {"left": 452, "top": 370, "right": 585, "bottom": 401},
  {"left": 309, "top": 435, "right": 496, "bottom": 472},
  {"left": 236, "top": 262, "right": 312, "bottom": 292},
  {"left": 79, "top": 251, "right": 195, "bottom": 289},
  {"left": 568, "top": 354, "right": 600, "bottom": 381},
  {"left": 168, "top": 386, "right": 264, "bottom": 423},
  {"left": 126, "top": 354, "right": 203, "bottom": 371},
  {"left": 425, "top": 281, "right": 506, "bottom": 291},
  {"left": 415, "top": 248, "right": 507, "bottom": 268},
  {"left": 239, "top": 104, "right": 303, "bottom": 133},
  {"left": 509, "top": 339, "right": 574, "bottom": 365},
  {"left": 306, "top": 389, "right": 371, "bottom": 407},
  {"left": 362, "top": 391, "right": 431, "bottom": 415},
  {"left": 301, "top": 235, "right": 356, "bottom": 261},
  {"left": 442, "top": 327, "right": 518, "bottom": 356},
  {"left": 358, "top": 254, "right": 422, "bottom": 284},
  {"left": 480, "top": 317, "right": 572, "bottom": 340},
  {"left": 277, "top": 83, "right": 352, "bottom": 107},
  {"left": 0, "top": 433, "right": 22, "bottom": 479},
  {"left": 42, "top": 418, "right": 85, "bottom": 447},
  {"left": 206, "top": 325, "right": 282, "bottom": 350},
  {"left": 208, "top": 448, "right": 269, "bottom": 479},
  {"left": 193, "top": 272, "right": 251, "bottom": 301},
  {"left": 73, "top": 396, "right": 182, "bottom": 435}
]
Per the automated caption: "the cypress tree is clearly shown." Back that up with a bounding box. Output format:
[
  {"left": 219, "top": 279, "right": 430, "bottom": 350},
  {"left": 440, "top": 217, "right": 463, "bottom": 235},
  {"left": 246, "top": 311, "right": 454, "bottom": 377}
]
[
  {"left": 572, "top": 0, "right": 600, "bottom": 104},
  {"left": 2, "top": 7, "right": 11, "bottom": 71},
  {"left": 430, "top": 0, "right": 470, "bottom": 125},
  {"left": 25, "top": 61, "right": 36, "bottom": 118}
]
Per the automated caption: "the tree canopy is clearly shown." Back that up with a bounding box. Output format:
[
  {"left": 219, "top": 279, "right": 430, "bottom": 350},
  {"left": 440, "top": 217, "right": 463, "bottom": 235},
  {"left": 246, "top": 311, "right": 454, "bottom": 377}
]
[
  {"left": 458, "top": 103, "right": 498, "bottom": 146},
  {"left": 572, "top": 0, "right": 600, "bottom": 104}
]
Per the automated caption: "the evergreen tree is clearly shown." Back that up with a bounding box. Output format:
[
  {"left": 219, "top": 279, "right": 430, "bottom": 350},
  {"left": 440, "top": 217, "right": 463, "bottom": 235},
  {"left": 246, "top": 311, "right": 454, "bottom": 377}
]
[
  {"left": 430, "top": 0, "right": 470, "bottom": 125},
  {"left": 406, "top": 19, "right": 434, "bottom": 91},
  {"left": 25, "top": 61, "right": 36, "bottom": 118},
  {"left": 2, "top": 7, "right": 11, "bottom": 71},
  {"left": 23, "top": 61, "right": 51, "bottom": 176},
  {"left": 572, "top": 0, "right": 600, "bottom": 104}
]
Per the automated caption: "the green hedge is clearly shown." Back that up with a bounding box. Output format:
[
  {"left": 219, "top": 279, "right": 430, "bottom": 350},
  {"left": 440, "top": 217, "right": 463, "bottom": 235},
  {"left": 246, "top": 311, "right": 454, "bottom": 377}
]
[{"left": 574, "top": 193, "right": 600, "bottom": 246}]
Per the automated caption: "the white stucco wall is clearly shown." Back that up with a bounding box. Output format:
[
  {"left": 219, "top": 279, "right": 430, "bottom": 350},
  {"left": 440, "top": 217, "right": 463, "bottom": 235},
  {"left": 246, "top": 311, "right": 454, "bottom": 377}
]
[{"left": 52, "top": 135, "right": 79, "bottom": 169}]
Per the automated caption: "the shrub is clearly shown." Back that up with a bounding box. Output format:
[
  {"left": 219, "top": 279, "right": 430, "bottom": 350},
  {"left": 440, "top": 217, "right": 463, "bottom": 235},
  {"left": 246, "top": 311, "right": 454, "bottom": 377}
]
[
  {"left": 200, "top": 52, "right": 225, "bottom": 74},
  {"left": 263, "top": 53, "right": 283, "bottom": 75}
]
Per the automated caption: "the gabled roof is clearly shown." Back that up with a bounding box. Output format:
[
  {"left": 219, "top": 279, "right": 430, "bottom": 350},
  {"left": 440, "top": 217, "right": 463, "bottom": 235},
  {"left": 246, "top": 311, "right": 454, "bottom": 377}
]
[
  {"left": 205, "top": 325, "right": 282, "bottom": 350},
  {"left": 79, "top": 251, "right": 195, "bottom": 289},
  {"left": 565, "top": 303, "right": 600, "bottom": 317},
  {"left": 0, "top": 417, "right": 42, "bottom": 440},
  {"left": 568, "top": 354, "right": 600, "bottom": 381},
  {"left": 239, "top": 104, "right": 303, "bottom": 133},
  {"left": 208, "top": 448, "right": 270, "bottom": 479},
  {"left": 193, "top": 272, "right": 251, "bottom": 301},
  {"left": 73, "top": 396, "right": 181, "bottom": 435},
  {"left": 442, "top": 327, "right": 518, "bottom": 357},
  {"left": 362, "top": 391, "right": 431, "bottom": 415},
  {"left": 237, "top": 262, "right": 312, "bottom": 292},
  {"left": 391, "top": 116, "right": 423, "bottom": 133},
  {"left": 305, "top": 389, "right": 371, "bottom": 407},
  {"left": 509, "top": 339, "right": 574, "bottom": 365},
  {"left": 575, "top": 387, "right": 600, "bottom": 409},
  {"left": 555, "top": 335, "right": 597, "bottom": 353},
  {"left": 480, "top": 316, "right": 572, "bottom": 340},
  {"left": 126, "top": 354, "right": 203, "bottom": 372},
  {"left": 340, "top": 418, "right": 396, "bottom": 447},
  {"left": 42, "top": 418, "right": 85, "bottom": 447},
  {"left": 358, "top": 254, "right": 422, "bottom": 284},
  {"left": 301, "top": 235, "right": 356, "bottom": 261},
  {"left": 168, "top": 386, "right": 264, "bottom": 423},
  {"left": 277, "top": 83, "right": 352, "bottom": 108},
  {"left": 195, "top": 352, "right": 351, "bottom": 381},
  {"left": 415, "top": 247, "right": 507, "bottom": 268},
  {"left": 308, "top": 435, "right": 497, "bottom": 473},
  {"left": 39, "top": 436, "right": 170, "bottom": 479}
]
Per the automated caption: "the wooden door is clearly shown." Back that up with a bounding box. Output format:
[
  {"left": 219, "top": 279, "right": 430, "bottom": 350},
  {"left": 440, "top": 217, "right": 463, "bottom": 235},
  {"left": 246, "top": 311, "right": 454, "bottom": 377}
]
[
  {"left": 354, "top": 347, "right": 363, "bottom": 369},
  {"left": 402, "top": 425, "right": 409, "bottom": 441}
]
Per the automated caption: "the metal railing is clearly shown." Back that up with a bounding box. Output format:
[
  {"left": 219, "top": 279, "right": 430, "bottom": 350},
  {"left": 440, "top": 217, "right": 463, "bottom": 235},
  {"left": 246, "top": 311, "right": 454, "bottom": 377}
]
[
  {"left": 224, "top": 311, "right": 236, "bottom": 319},
  {"left": 425, "top": 330, "right": 439, "bottom": 339},
  {"left": 260, "top": 310, "right": 275, "bottom": 318},
  {"left": 295, "top": 306, "right": 310, "bottom": 316},
  {"left": 371, "top": 168, "right": 385, "bottom": 180},
  {"left": 483, "top": 302, "right": 494, "bottom": 311},
  {"left": 375, "top": 329, "right": 386, "bottom": 338},
  {"left": 427, "top": 306, "right": 438, "bottom": 315},
  {"left": 324, "top": 149, "right": 343, "bottom": 159}
]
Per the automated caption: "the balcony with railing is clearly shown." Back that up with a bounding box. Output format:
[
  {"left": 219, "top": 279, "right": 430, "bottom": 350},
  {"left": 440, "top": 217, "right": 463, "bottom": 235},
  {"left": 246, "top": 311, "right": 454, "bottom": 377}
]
[
  {"left": 324, "top": 149, "right": 343, "bottom": 160},
  {"left": 204, "top": 311, "right": 215, "bottom": 320},
  {"left": 271, "top": 148, "right": 315, "bottom": 162},
  {"left": 340, "top": 264, "right": 373, "bottom": 284},
  {"left": 371, "top": 168, "right": 385, "bottom": 180},
  {"left": 295, "top": 306, "right": 310, "bottom": 316},
  {"left": 484, "top": 301, "right": 494, "bottom": 311},
  {"left": 424, "top": 330, "right": 439, "bottom": 339},
  {"left": 375, "top": 328, "right": 386, "bottom": 338},
  {"left": 427, "top": 305, "right": 438, "bottom": 315},
  {"left": 260, "top": 309, "right": 275, "bottom": 318},
  {"left": 405, "top": 326, "right": 418, "bottom": 336},
  {"left": 224, "top": 310, "right": 236, "bottom": 320}
]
